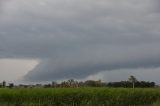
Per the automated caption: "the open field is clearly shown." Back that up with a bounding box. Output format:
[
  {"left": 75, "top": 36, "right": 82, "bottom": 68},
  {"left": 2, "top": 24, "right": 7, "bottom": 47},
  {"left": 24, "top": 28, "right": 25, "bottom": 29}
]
[{"left": 0, "top": 87, "right": 160, "bottom": 106}]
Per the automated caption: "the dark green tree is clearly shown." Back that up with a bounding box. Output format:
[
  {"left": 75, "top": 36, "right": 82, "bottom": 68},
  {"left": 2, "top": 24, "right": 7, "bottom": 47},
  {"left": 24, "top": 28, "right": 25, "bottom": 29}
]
[{"left": 128, "top": 75, "right": 137, "bottom": 88}]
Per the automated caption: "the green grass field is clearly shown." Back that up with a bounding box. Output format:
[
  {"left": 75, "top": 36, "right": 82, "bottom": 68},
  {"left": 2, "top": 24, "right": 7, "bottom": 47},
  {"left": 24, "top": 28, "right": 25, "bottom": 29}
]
[{"left": 0, "top": 87, "right": 160, "bottom": 106}]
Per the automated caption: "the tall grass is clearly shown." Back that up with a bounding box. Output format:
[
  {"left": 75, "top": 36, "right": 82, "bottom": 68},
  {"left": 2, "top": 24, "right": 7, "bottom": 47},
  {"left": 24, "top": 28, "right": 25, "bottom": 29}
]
[{"left": 0, "top": 88, "right": 160, "bottom": 106}]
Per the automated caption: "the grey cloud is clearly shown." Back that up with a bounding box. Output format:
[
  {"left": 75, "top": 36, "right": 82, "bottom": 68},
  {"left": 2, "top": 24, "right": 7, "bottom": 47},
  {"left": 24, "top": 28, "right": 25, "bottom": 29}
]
[
  {"left": 86, "top": 67, "right": 160, "bottom": 84},
  {"left": 0, "top": 0, "right": 8, "bottom": 12},
  {"left": 24, "top": 44, "right": 160, "bottom": 81},
  {"left": 0, "top": 0, "right": 160, "bottom": 82}
]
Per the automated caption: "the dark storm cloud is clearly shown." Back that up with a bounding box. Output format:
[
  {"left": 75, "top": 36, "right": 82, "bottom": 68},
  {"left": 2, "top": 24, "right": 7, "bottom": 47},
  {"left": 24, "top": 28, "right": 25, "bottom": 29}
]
[
  {"left": 0, "top": 0, "right": 160, "bottom": 81},
  {"left": 24, "top": 44, "right": 160, "bottom": 81}
]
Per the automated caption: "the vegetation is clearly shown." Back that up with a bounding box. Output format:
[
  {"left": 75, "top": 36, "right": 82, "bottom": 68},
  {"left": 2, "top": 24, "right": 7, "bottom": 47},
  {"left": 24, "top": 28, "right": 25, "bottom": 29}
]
[
  {"left": 107, "top": 81, "right": 155, "bottom": 88},
  {"left": 0, "top": 76, "right": 158, "bottom": 105},
  {"left": 0, "top": 88, "right": 160, "bottom": 106},
  {"left": 0, "top": 76, "right": 156, "bottom": 88},
  {"left": 128, "top": 75, "right": 137, "bottom": 88}
]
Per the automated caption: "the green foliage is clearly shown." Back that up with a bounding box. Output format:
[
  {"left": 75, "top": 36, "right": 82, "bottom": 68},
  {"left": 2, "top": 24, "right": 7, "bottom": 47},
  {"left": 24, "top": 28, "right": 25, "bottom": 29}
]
[
  {"left": 107, "top": 81, "right": 155, "bottom": 88},
  {"left": 150, "top": 101, "right": 160, "bottom": 106},
  {"left": 0, "top": 88, "right": 160, "bottom": 106}
]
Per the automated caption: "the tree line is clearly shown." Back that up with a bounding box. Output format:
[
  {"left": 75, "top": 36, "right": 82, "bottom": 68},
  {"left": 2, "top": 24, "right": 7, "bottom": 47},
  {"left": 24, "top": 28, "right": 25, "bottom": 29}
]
[
  {"left": 107, "top": 81, "right": 155, "bottom": 88},
  {"left": 0, "top": 76, "right": 156, "bottom": 88},
  {"left": 44, "top": 76, "right": 155, "bottom": 88}
]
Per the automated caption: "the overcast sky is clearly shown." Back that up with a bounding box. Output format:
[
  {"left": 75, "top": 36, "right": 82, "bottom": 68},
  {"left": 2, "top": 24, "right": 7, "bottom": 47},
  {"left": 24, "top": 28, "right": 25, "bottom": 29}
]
[{"left": 0, "top": 0, "right": 160, "bottom": 84}]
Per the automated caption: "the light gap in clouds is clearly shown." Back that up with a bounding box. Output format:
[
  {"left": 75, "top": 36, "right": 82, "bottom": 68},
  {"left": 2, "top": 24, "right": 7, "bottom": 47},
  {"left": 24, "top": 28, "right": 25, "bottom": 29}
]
[{"left": 0, "top": 59, "right": 39, "bottom": 83}]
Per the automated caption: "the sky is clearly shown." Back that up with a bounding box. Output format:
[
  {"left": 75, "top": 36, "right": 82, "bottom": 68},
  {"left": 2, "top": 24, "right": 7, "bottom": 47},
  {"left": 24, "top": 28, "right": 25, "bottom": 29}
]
[{"left": 0, "top": 0, "right": 160, "bottom": 84}]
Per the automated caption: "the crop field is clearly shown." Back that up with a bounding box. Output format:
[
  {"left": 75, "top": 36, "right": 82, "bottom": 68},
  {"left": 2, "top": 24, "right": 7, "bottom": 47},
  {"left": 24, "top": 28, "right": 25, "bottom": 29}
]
[{"left": 0, "top": 87, "right": 160, "bottom": 106}]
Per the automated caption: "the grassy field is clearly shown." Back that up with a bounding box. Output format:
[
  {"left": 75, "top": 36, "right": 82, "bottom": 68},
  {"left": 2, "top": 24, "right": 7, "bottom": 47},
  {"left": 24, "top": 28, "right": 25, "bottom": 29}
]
[{"left": 0, "top": 87, "right": 160, "bottom": 106}]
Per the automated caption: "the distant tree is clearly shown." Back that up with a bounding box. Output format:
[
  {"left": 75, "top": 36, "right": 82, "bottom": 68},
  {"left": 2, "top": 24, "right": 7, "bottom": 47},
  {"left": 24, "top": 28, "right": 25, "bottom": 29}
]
[
  {"left": 78, "top": 81, "right": 85, "bottom": 87},
  {"left": 107, "top": 81, "right": 155, "bottom": 88},
  {"left": 0, "top": 83, "right": 2, "bottom": 88},
  {"left": 35, "top": 84, "right": 42, "bottom": 87},
  {"left": 66, "top": 79, "right": 79, "bottom": 88},
  {"left": 52, "top": 81, "right": 57, "bottom": 88},
  {"left": 9, "top": 83, "right": 14, "bottom": 88},
  {"left": 128, "top": 75, "right": 137, "bottom": 88},
  {"left": 44, "top": 84, "right": 51, "bottom": 88},
  {"left": 84, "top": 80, "right": 104, "bottom": 87},
  {"left": 2, "top": 81, "right": 6, "bottom": 87},
  {"left": 67, "top": 79, "right": 75, "bottom": 87},
  {"left": 60, "top": 81, "right": 69, "bottom": 87},
  {"left": 85, "top": 80, "right": 97, "bottom": 87},
  {"left": 150, "top": 82, "right": 155, "bottom": 87}
]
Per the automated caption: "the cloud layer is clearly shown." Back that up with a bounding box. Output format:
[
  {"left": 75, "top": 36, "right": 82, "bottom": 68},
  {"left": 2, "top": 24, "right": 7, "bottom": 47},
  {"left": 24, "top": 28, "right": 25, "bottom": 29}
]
[{"left": 0, "top": 0, "right": 160, "bottom": 82}]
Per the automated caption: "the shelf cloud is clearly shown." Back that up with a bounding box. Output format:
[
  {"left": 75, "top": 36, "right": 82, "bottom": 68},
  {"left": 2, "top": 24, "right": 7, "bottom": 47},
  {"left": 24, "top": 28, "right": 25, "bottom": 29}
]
[{"left": 0, "top": 0, "right": 160, "bottom": 82}]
